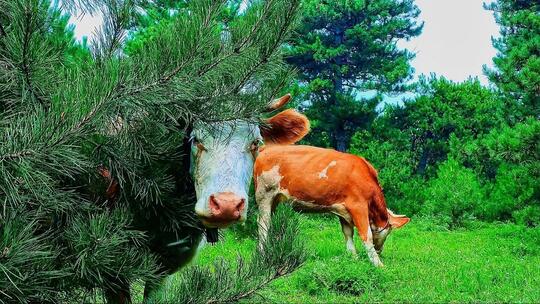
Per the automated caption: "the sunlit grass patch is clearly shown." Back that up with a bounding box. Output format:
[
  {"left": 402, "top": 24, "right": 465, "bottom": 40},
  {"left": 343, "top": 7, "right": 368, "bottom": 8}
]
[{"left": 190, "top": 215, "right": 540, "bottom": 303}]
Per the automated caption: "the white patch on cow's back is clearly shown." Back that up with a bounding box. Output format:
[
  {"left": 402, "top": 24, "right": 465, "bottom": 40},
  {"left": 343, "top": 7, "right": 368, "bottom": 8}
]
[{"left": 318, "top": 160, "right": 337, "bottom": 179}]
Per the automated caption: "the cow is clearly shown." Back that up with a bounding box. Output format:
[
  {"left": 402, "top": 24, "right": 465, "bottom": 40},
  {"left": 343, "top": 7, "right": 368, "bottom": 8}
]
[
  {"left": 254, "top": 145, "right": 410, "bottom": 267},
  {"left": 102, "top": 94, "right": 311, "bottom": 303}
]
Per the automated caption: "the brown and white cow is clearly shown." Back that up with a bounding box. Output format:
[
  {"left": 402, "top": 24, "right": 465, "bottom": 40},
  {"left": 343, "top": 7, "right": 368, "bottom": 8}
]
[{"left": 254, "top": 145, "right": 410, "bottom": 267}]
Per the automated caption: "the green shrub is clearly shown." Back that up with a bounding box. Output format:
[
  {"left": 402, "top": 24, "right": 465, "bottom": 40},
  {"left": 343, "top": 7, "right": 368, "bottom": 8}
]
[
  {"left": 422, "top": 158, "right": 484, "bottom": 228},
  {"left": 308, "top": 257, "right": 385, "bottom": 297},
  {"left": 482, "top": 164, "right": 537, "bottom": 221},
  {"left": 513, "top": 206, "right": 540, "bottom": 228}
]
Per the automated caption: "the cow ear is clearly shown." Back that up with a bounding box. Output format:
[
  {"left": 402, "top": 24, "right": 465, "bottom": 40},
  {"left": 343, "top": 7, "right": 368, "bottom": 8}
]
[
  {"left": 265, "top": 94, "right": 292, "bottom": 112},
  {"left": 261, "top": 109, "right": 310, "bottom": 145},
  {"left": 388, "top": 213, "right": 410, "bottom": 229}
]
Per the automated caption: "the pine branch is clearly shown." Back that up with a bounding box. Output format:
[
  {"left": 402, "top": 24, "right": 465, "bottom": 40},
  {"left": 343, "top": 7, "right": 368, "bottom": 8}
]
[
  {"left": 232, "top": 1, "right": 300, "bottom": 94},
  {"left": 0, "top": 150, "right": 34, "bottom": 162},
  {"left": 233, "top": 0, "right": 275, "bottom": 53},
  {"left": 206, "top": 266, "right": 292, "bottom": 304},
  {"left": 114, "top": 1, "right": 223, "bottom": 99},
  {"left": 20, "top": 8, "right": 46, "bottom": 108}
]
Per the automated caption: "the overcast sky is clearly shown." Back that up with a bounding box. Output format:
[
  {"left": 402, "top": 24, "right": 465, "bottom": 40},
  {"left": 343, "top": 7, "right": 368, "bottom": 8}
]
[{"left": 71, "top": 0, "right": 500, "bottom": 85}]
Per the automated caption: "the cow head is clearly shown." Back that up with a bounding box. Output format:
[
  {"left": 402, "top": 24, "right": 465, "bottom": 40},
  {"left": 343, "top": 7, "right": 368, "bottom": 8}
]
[
  {"left": 373, "top": 209, "right": 410, "bottom": 254},
  {"left": 192, "top": 94, "right": 309, "bottom": 228}
]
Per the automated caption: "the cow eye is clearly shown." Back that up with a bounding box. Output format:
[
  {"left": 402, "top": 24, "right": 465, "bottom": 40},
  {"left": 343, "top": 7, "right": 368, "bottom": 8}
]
[
  {"left": 250, "top": 139, "right": 263, "bottom": 151},
  {"left": 190, "top": 136, "right": 207, "bottom": 151}
]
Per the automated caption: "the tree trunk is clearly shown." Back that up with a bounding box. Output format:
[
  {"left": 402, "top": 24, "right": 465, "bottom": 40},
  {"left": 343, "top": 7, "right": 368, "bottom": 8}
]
[
  {"left": 330, "top": 76, "right": 348, "bottom": 151},
  {"left": 335, "top": 128, "right": 348, "bottom": 152}
]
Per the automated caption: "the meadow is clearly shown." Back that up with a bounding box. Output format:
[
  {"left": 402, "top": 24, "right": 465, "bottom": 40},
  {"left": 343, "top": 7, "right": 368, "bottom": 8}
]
[{"left": 168, "top": 215, "right": 540, "bottom": 303}]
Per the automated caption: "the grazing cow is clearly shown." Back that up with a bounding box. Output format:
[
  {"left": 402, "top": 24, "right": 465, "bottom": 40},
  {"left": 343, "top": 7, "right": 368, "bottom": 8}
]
[
  {"left": 254, "top": 145, "right": 410, "bottom": 267},
  {"left": 102, "top": 94, "right": 311, "bottom": 303}
]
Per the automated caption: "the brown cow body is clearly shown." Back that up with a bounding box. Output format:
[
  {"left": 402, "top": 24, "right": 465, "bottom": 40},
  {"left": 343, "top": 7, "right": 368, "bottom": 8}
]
[{"left": 254, "top": 145, "right": 409, "bottom": 267}]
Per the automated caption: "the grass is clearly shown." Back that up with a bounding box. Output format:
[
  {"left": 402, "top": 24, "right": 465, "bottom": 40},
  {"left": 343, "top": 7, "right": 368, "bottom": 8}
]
[{"left": 183, "top": 215, "right": 540, "bottom": 303}]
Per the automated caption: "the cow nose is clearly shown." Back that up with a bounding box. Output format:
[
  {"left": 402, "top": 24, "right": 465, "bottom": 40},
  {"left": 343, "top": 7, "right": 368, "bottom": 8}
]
[{"left": 208, "top": 192, "right": 245, "bottom": 222}]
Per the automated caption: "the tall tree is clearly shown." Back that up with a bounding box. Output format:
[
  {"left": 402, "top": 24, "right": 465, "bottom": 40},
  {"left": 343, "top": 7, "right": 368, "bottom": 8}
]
[
  {"left": 286, "top": 0, "right": 422, "bottom": 151},
  {"left": 0, "top": 0, "right": 302, "bottom": 302},
  {"left": 484, "top": 0, "right": 540, "bottom": 117}
]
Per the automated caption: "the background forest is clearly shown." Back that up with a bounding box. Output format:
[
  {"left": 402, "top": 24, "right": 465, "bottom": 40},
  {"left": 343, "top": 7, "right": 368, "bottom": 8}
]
[
  {"left": 286, "top": 0, "right": 539, "bottom": 229},
  {"left": 1, "top": 0, "right": 539, "bottom": 303}
]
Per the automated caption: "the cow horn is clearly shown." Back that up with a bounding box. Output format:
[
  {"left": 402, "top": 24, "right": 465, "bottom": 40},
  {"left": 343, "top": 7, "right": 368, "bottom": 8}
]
[{"left": 265, "top": 94, "right": 291, "bottom": 112}]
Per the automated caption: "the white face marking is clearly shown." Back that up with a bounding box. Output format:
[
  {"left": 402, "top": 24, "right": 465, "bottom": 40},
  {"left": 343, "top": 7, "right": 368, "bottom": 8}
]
[
  {"left": 191, "top": 120, "right": 262, "bottom": 224},
  {"left": 318, "top": 160, "right": 337, "bottom": 179}
]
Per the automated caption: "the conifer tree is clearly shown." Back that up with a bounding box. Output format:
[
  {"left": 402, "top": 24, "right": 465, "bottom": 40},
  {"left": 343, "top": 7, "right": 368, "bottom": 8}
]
[
  {"left": 484, "top": 0, "right": 539, "bottom": 118},
  {"left": 286, "top": 0, "right": 422, "bottom": 151},
  {"left": 0, "top": 0, "right": 302, "bottom": 302}
]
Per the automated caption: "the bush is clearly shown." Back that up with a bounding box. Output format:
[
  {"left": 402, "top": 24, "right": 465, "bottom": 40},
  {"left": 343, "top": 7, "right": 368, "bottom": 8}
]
[
  {"left": 513, "top": 206, "right": 540, "bottom": 228},
  {"left": 422, "top": 158, "right": 484, "bottom": 228},
  {"left": 481, "top": 164, "right": 537, "bottom": 221},
  {"left": 307, "top": 257, "right": 385, "bottom": 297}
]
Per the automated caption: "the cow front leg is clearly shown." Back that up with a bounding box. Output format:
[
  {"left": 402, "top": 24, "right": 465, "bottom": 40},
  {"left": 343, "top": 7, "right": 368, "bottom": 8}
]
[
  {"left": 347, "top": 203, "right": 384, "bottom": 267},
  {"left": 104, "top": 280, "right": 131, "bottom": 304},
  {"left": 363, "top": 226, "right": 383, "bottom": 267},
  {"left": 339, "top": 217, "right": 357, "bottom": 255},
  {"left": 143, "top": 278, "right": 164, "bottom": 303},
  {"left": 257, "top": 197, "right": 273, "bottom": 251}
]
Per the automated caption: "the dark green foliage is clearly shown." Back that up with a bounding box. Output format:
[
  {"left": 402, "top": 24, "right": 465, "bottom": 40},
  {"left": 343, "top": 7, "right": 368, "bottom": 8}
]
[
  {"left": 1, "top": 0, "right": 302, "bottom": 302},
  {"left": 392, "top": 77, "right": 506, "bottom": 177},
  {"left": 64, "top": 210, "right": 159, "bottom": 291},
  {"left": 149, "top": 205, "right": 307, "bottom": 303},
  {"left": 350, "top": 77, "right": 539, "bottom": 227},
  {"left": 287, "top": 0, "right": 422, "bottom": 151},
  {"left": 484, "top": 0, "right": 540, "bottom": 117},
  {"left": 453, "top": 118, "right": 540, "bottom": 222},
  {"left": 0, "top": 215, "right": 67, "bottom": 303},
  {"left": 422, "top": 158, "right": 483, "bottom": 228}
]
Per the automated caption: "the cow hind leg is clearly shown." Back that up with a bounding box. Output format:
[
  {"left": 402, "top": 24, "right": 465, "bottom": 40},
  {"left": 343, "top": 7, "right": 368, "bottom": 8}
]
[
  {"left": 339, "top": 217, "right": 357, "bottom": 255},
  {"left": 346, "top": 202, "right": 384, "bottom": 267}
]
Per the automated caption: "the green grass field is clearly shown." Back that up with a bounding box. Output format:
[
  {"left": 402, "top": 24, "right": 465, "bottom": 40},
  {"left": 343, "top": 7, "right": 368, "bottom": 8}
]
[{"left": 185, "top": 215, "right": 540, "bottom": 303}]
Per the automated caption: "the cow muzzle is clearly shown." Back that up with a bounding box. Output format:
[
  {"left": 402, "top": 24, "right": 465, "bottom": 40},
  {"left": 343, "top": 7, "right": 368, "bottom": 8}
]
[{"left": 199, "top": 192, "right": 245, "bottom": 228}]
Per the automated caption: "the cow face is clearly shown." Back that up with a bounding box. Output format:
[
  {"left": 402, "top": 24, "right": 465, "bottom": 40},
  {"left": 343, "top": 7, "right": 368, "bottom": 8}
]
[
  {"left": 373, "top": 210, "right": 410, "bottom": 253},
  {"left": 192, "top": 94, "right": 310, "bottom": 228}
]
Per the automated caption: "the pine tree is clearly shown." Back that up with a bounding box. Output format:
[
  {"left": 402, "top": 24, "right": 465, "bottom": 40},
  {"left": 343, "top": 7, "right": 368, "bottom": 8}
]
[
  {"left": 286, "top": 0, "right": 422, "bottom": 151},
  {"left": 484, "top": 0, "right": 540, "bottom": 118},
  {"left": 0, "top": 0, "right": 302, "bottom": 302}
]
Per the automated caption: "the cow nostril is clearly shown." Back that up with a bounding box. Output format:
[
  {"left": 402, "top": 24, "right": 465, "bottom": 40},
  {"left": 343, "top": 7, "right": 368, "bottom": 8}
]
[
  {"left": 209, "top": 195, "right": 220, "bottom": 211},
  {"left": 237, "top": 199, "right": 245, "bottom": 211}
]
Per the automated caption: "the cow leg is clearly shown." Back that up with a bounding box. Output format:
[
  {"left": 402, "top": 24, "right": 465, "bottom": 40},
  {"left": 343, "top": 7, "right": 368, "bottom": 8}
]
[
  {"left": 143, "top": 279, "right": 163, "bottom": 303},
  {"left": 257, "top": 196, "right": 273, "bottom": 251},
  {"left": 347, "top": 203, "right": 384, "bottom": 267},
  {"left": 339, "top": 217, "right": 357, "bottom": 255},
  {"left": 104, "top": 282, "right": 131, "bottom": 304}
]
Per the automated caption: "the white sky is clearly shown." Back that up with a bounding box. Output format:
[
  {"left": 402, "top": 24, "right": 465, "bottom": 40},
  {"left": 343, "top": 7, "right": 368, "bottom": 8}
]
[
  {"left": 398, "top": 0, "right": 499, "bottom": 84},
  {"left": 71, "top": 0, "right": 500, "bottom": 85}
]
